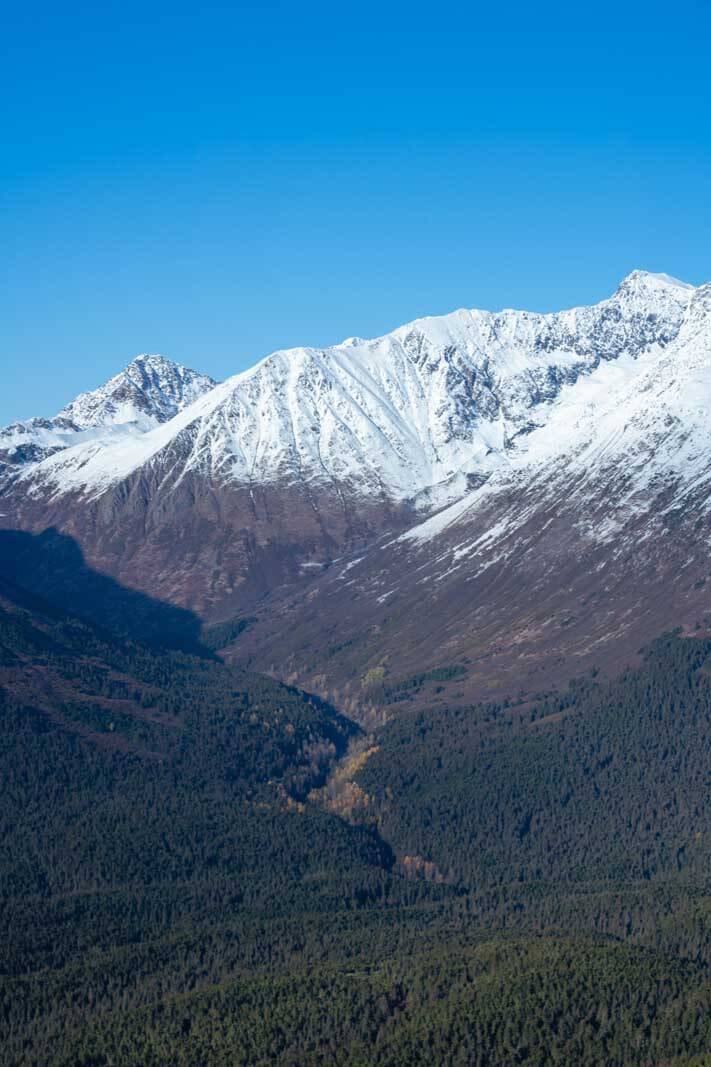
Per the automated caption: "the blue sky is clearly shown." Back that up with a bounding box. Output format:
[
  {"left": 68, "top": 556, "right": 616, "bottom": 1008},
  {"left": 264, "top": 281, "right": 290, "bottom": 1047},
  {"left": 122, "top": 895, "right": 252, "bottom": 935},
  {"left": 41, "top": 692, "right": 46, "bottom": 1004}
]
[{"left": 3, "top": 0, "right": 710, "bottom": 423}]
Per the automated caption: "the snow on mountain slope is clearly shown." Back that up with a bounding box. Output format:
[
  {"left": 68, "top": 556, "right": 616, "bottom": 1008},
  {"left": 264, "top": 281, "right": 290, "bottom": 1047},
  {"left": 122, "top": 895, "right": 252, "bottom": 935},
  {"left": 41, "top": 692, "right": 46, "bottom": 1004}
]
[
  {"left": 226, "top": 281, "right": 711, "bottom": 704},
  {"left": 9, "top": 271, "right": 695, "bottom": 501},
  {"left": 0, "top": 355, "right": 216, "bottom": 470},
  {"left": 403, "top": 279, "right": 711, "bottom": 554}
]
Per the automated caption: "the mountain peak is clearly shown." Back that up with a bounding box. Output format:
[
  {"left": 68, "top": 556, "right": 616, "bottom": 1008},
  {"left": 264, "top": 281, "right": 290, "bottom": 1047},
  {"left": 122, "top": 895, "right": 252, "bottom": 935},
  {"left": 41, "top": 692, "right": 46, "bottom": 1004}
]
[
  {"left": 127, "top": 352, "right": 179, "bottom": 371},
  {"left": 0, "top": 355, "right": 218, "bottom": 472},
  {"left": 126, "top": 352, "right": 195, "bottom": 375},
  {"left": 59, "top": 355, "right": 217, "bottom": 430},
  {"left": 616, "top": 269, "right": 694, "bottom": 294}
]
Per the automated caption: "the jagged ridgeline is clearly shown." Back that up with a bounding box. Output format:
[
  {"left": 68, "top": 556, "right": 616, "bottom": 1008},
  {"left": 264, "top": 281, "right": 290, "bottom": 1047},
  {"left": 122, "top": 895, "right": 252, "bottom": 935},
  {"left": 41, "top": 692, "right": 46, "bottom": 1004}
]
[{"left": 2, "top": 559, "right": 711, "bottom": 1064}]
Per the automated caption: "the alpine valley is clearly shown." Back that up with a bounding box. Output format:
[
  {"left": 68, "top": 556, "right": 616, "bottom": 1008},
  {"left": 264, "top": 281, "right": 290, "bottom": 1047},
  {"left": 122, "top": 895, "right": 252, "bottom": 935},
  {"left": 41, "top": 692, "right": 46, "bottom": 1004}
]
[{"left": 2, "top": 272, "right": 711, "bottom": 1066}]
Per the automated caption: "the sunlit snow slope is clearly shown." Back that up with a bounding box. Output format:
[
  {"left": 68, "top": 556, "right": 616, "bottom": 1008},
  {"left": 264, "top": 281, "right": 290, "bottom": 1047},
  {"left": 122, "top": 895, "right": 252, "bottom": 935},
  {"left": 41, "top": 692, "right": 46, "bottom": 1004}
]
[{"left": 4, "top": 271, "right": 693, "bottom": 503}]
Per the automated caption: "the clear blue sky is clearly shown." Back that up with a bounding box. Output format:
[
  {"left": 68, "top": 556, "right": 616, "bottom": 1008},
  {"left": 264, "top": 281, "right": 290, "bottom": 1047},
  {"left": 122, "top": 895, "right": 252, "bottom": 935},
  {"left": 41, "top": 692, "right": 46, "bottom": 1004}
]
[{"left": 3, "top": 0, "right": 710, "bottom": 423}]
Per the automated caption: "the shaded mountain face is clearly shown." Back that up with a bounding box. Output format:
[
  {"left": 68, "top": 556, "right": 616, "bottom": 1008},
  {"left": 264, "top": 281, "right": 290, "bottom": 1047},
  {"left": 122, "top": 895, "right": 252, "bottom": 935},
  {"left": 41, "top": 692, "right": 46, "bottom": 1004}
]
[
  {"left": 0, "top": 528, "right": 205, "bottom": 652},
  {"left": 0, "top": 564, "right": 358, "bottom": 778},
  {"left": 1, "top": 271, "right": 709, "bottom": 697}
]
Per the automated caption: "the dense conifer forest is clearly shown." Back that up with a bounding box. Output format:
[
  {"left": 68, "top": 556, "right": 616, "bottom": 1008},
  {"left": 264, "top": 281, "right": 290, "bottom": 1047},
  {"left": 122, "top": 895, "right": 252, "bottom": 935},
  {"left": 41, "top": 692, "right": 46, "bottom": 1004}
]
[{"left": 1, "top": 572, "right": 710, "bottom": 1065}]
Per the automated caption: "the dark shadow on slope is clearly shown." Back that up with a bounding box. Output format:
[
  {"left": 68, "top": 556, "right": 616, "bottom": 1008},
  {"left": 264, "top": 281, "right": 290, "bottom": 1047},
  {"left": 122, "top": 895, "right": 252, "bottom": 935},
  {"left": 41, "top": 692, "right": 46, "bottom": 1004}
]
[{"left": 0, "top": 527, "right": 205, "bottom": 653}]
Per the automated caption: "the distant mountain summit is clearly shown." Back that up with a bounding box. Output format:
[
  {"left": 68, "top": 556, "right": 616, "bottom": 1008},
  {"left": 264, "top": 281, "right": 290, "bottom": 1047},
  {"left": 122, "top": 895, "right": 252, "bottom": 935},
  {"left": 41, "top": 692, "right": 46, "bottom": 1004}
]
[
  {"left": 59, "top": 354, "right": 217, "bottom": 429},
  {"left": 0, "top": 355, "right": 216, "bottom": 469}
]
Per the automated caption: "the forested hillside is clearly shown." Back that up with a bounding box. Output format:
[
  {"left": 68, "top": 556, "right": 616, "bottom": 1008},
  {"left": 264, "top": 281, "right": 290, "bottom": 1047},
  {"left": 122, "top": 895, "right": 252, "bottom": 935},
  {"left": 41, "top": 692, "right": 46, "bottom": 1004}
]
[
  {"left": 356, "top": 635, "right": 711, "bottom": 887},
  {"left": 1, "top": 572, "right": 710, "bottom": 1065}
]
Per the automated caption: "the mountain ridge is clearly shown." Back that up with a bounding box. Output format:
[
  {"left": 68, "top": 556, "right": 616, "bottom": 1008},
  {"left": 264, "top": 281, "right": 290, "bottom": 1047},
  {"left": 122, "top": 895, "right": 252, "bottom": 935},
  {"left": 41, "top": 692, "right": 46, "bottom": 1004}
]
[
  {"left": 2, "top": 270, "right": 698, "bottom": 503},
  {"left": 1, "top": 269, "right": 709, "bottom": 695}
]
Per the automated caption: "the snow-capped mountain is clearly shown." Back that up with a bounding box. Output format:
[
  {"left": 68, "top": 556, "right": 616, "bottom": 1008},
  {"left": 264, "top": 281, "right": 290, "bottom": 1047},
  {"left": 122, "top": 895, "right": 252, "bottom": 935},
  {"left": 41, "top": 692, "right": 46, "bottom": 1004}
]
[
  {"left": 0, "top": 355, "right": 216, "bottom": 469},
  {"left": 1, "top": 270, "right": 709, "bottom": 664},
  {"left": 229, "top": 278, "right": 711, "bottom": 704},
  {"left": 3, "top": 271, "right": 693, "bottom": 502}
]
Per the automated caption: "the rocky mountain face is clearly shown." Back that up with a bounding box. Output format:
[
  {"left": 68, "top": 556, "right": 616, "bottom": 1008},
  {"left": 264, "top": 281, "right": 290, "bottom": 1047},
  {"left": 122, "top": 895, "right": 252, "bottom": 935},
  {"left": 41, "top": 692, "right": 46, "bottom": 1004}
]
[{"left": 1, "top": 271, "right": 709, "bottom": 700}]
